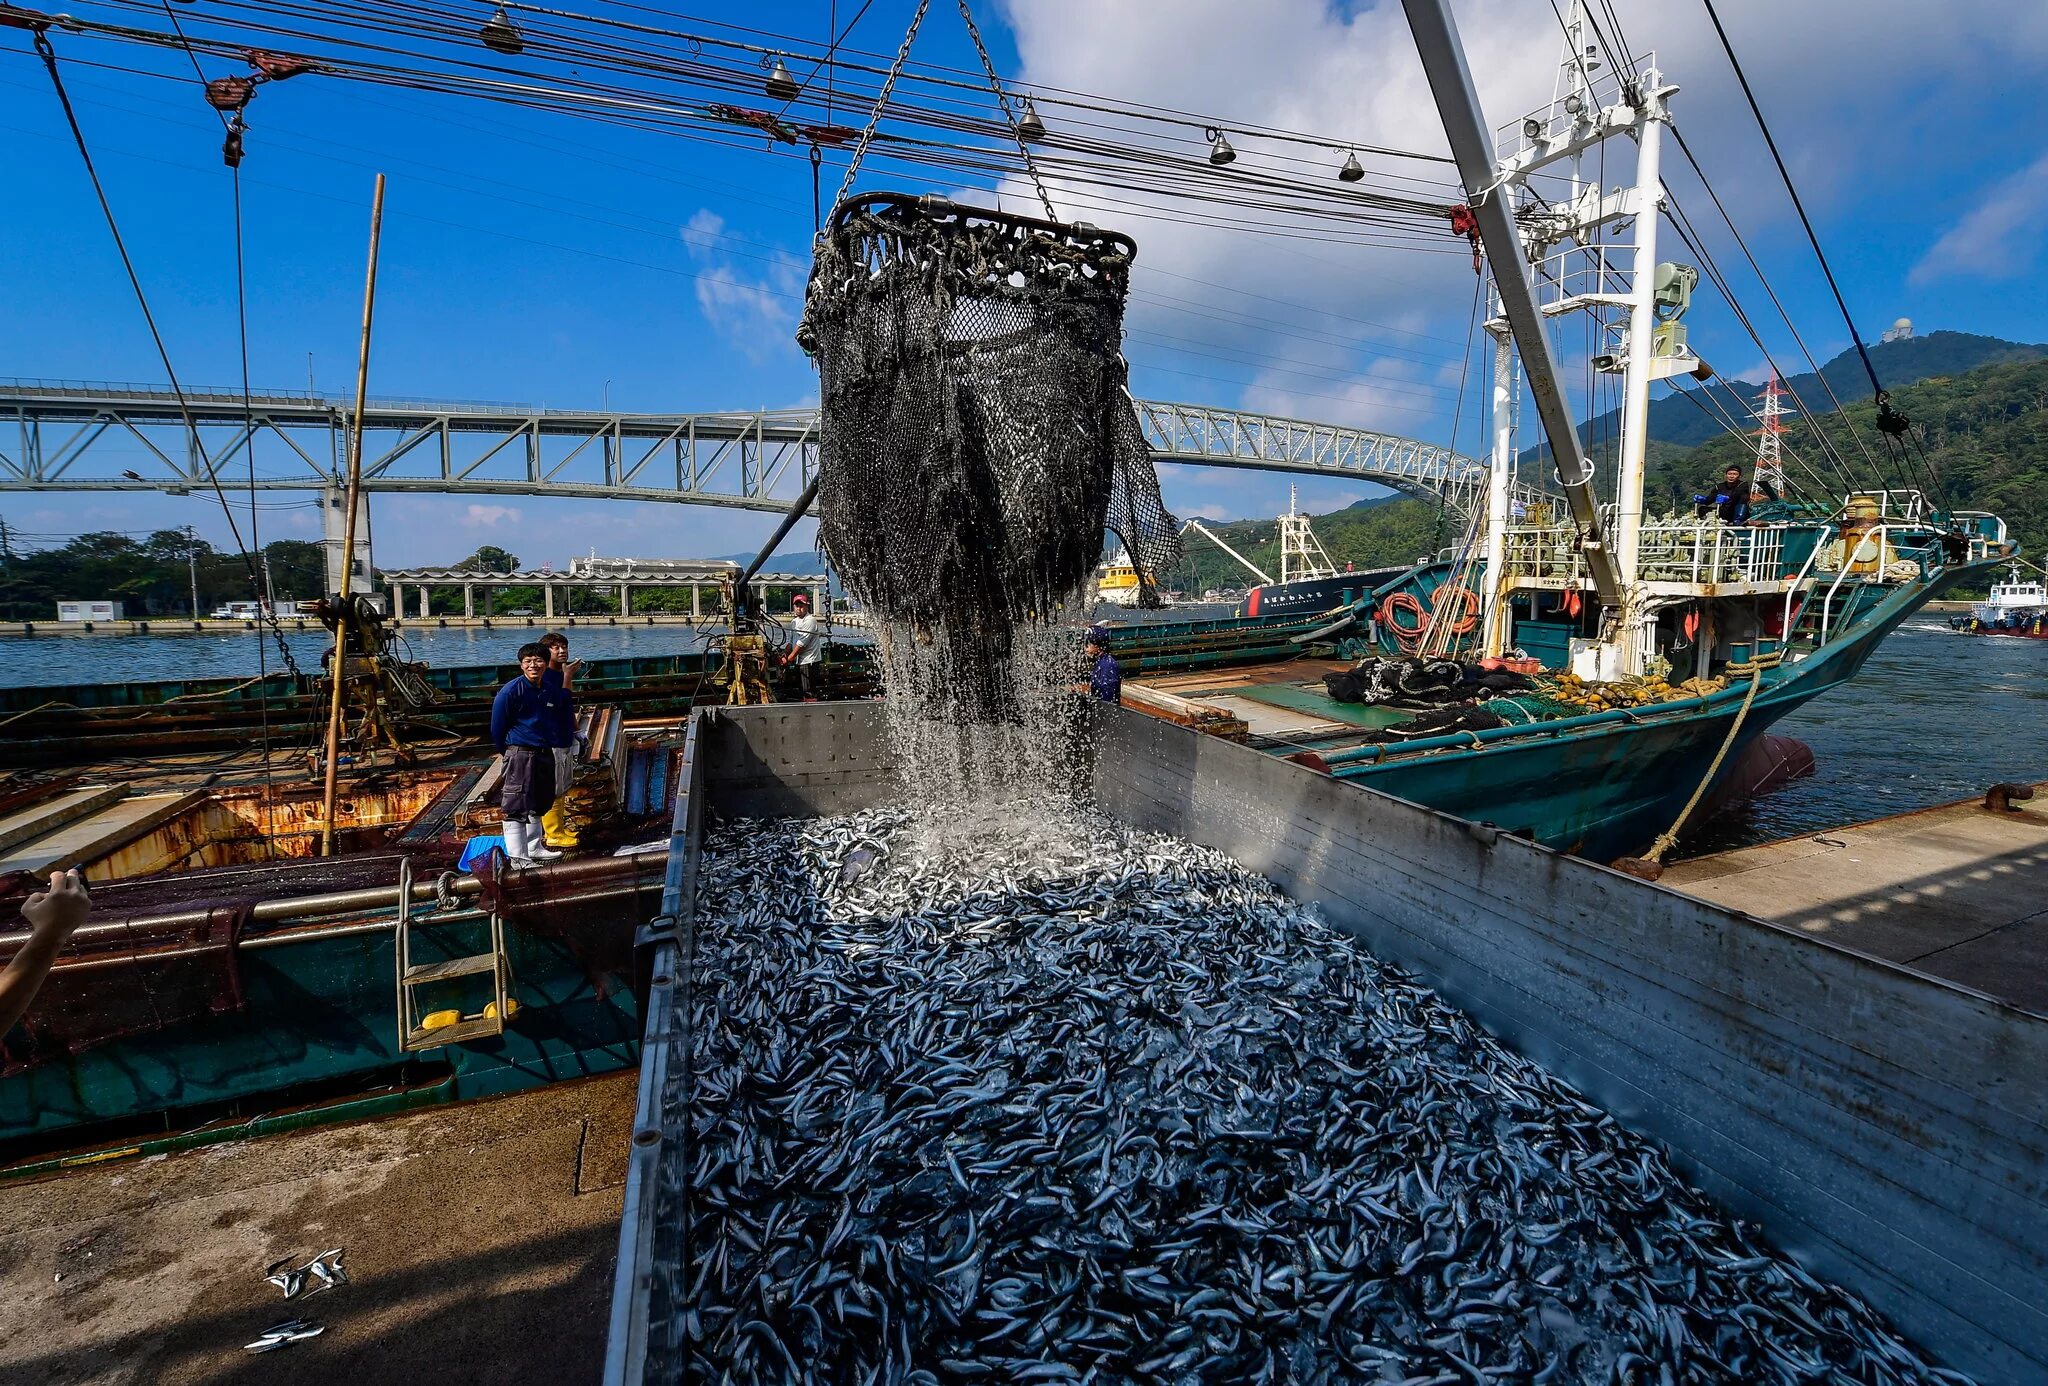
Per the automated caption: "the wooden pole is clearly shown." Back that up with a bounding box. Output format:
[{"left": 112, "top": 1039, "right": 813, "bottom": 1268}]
[{"left": 321, "top": 174, "right": 386, "bottom": 857}]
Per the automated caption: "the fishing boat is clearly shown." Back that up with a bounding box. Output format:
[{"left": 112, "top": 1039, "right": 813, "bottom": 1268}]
[
  {"left": 1092, "top": 548, "right": 1159, "bottom": 608},
  {"left": 1181, "top": 492, "right": 1406, "bottom": 622},
  {"left": 1105, "top": 4, "right": 2015, "bottom": 864},
  {"left": 1949, "top": 564, "right": 2048, "bottom": 638}
]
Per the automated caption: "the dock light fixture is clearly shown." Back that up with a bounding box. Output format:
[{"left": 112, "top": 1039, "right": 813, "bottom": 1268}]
[
  {"left": 764, "top": 56, "right": 801, "bottom": 101},
  {"left": 1205, "top": 127, "right": 1236, "bottom": 167},
  {"left": 479, "top": 5, "right": 523, "bottom": 55},
  {"left": 1017, "top": 98, "right": 1046, "bottom": 143},
  {"left": 1563, "top": 92, "right": 1584, "bottom": 116},
  {"left": 1337, "top": 149, "right": 1364, "bottom": 182},
  {"left": 1522, "top": 116, "right": 1544, "bottom": 142}
]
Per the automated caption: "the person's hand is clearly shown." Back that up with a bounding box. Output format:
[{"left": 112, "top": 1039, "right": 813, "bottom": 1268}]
[{"left": 21, "top": 869, "right": 89, "bottom": 944}]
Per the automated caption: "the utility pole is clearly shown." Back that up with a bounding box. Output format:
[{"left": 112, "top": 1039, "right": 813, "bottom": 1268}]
[
  {"left": 186, "top": 525, "right": 201, "bottom": 618},
  {"left": 603, "top": 378, "right": 612, "bottom": 411},
  {"left": 263, "top": 552, "right": 278, "bottom": 614},
  {"left": 0, "top": 513, "right": 12, "bottom": 562}
]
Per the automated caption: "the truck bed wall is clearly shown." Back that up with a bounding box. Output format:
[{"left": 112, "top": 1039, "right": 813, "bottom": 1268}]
[
  {"left": 1091, "top": 707, "right": 2048, "bottom": 1385},
  {"left": 611, "top": 702, "right": 2048, "bottom": 1385}
]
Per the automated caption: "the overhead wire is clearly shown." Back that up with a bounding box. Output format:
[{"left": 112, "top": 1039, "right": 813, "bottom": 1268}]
[{"left": 1696, "top": 0, "right": 1947, "bottom": 507}]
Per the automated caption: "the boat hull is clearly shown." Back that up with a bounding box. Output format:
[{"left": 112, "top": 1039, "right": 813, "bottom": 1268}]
[
  {"left": 1335, "top": 570, "right": 1955, "bottom": 859},
  {"left": 1, "top": 901, "right": 645, "bottom": 1168}
]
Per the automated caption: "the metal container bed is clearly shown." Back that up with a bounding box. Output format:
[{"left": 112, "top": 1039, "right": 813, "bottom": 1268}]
[{"left": 606, "top": 702, "right": 2048, "bottom": 1384}]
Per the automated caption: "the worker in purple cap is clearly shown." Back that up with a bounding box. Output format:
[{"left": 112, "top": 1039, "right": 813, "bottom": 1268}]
[{"left": 1085, "top": 624, "right": 1121, "bottom": 704}]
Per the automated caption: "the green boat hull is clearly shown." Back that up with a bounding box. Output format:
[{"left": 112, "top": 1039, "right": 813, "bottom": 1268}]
[{"left": 2, "top": 910, "right": 641, "bottom": 1169}]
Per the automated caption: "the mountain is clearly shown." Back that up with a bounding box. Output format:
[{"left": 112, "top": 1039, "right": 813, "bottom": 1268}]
[
  {"left": 715, "top": 548, "right": 830, "bottom": 576},
  {"left": 1523, "top": 331, "right": 2046, "bottom": 462},
  {"left": 1669, "top": 357, "right": 2048, "bottom": 557}
]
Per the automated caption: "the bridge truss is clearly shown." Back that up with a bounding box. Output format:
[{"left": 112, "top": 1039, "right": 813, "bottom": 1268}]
[{"left": 0, "top": 381, "right": 1542, "bottom": 520}]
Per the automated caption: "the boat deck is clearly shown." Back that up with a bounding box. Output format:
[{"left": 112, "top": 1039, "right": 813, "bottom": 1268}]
[
  {"left": 1663, "top": 782, "right": 2048, "bottom": 1012},
  {"left": 1132, "top": 658, "right": 1410, "bottom": 742},
  {"left": 0, "top": 1073, "right": 634, "bottom": 1385}
]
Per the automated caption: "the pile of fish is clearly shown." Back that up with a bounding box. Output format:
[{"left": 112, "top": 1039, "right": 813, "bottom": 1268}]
[{"left": 677, "top": 808, "right": 1967, "bottom": 1384}]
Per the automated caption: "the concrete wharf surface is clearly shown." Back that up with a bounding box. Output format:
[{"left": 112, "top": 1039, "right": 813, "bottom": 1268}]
[
  {"left": 0, "top": 1073, "right": 634, "bottom": 1385},
  {"left": 1664, "top": 780, "right": 2048, "bottom": 1012}
]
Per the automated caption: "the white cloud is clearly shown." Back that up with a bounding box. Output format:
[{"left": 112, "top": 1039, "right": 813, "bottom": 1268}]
[
  {"left": 995, "top": 0, "right": 2048, "bottom": 438},
  {"left": 461, "top": 504, "right": 520, "bottom": 529},
  {"left": 1910, "top": 151, "right": 2048, "bottom": 285},
  {"left": 678, "top": 209, "right": 806, "bottom": 360},
  {"left": 1184, "top": 503, "right": 1232, "bottom": 521}
]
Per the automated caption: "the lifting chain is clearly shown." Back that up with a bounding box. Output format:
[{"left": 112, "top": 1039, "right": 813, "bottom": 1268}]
[
  {"left": 830, "top": 0, "right": 932, "bottom": 209},
  {"left": 952, "top": 0, "right": 1058, "bottom": 221}
]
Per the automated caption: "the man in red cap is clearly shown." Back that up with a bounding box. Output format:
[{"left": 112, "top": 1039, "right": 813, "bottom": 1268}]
[{"left": 782, "top": 593, "right": 826, "bottom": 700}]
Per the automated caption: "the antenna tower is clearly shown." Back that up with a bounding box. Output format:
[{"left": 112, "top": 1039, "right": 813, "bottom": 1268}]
[{"left": 1754, "top": 371, "right": 1786, "bottom": 498}]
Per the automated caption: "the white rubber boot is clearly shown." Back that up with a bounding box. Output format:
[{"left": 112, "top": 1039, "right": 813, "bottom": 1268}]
[
  {"left": 502, "top": 816, "right": 535, "bottom": 867},
  {"left": 525, "top": 815, "right": 563, "bottom": 862}
]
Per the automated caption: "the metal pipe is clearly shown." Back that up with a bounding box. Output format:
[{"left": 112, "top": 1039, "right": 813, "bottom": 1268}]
[
  {"left": 1398, "top": 0, "right": 1623, "bottom": 608},
  {"left": 736, "top": 473, "right": 822, "bottom": 592},
  {"left": 0, "top": 850, "right": 668, "bottom": 952},
  {"left": 322, "top": 173, "right": 387, "bottom": 857}
]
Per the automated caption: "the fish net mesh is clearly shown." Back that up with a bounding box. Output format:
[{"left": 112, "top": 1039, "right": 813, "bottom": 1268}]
[{"left": 798, "top": 196, "right": 1180, "bottom": 721}]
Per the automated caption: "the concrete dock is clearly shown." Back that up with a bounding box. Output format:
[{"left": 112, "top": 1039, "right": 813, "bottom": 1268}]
[
  {"left": 1664, "top": 781, "right": 2048, "bottom": 1012},
  {"left": 0, "top": 1074, "right": 634, "bottom": 1385}
]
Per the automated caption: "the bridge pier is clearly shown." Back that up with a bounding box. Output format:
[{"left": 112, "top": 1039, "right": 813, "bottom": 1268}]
[
  {"left": 463, "top": 584, "right": 475, "bottom": 620},
  {"left": 417, "top": 586, "right": 430, "bottom": 621},
  {"left": 544, "top": 584, "right": 555, "bottom": 620},
  {"left": 319, "top": 486, "right": 374, "bottom": 599},
  {"left": 619, "top": 584, "right": 630, "bottom": 618}
]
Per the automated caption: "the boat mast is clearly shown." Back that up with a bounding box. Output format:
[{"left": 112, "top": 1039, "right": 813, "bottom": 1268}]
[
  {"left": 1481, "top": 307, "right": 1513, "bottom": 656},
  {"left": 1608, "top": 41, "right": 1669, "bottom": 597},
  {"left": 1399, "top": 0, "right": 1623, "bottom": 610}
]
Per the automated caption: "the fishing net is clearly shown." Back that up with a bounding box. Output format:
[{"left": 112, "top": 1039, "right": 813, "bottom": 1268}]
[{"left": 798, "top": 194, "right": 1180, "bottom": 718}]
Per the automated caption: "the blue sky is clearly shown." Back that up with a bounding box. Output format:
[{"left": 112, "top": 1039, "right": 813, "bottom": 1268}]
[{"left": 3, "top": 0, "right": 2045, "bottom": 574}]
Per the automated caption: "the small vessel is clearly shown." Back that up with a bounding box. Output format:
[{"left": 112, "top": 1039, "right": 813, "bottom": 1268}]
[
  {"left": 1950, "top": 565, "right": 2047, "bottom": 638},
  {"left": 1094, "top": 548, "right": 1165, "bottom": 608}
]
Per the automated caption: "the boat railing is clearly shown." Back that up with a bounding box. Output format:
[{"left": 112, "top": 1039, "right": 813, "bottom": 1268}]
[
  {"left": 1634, "top": 518, "right": 1784, "bottom": 585},
  {"left": 1500, "top": 523, "right": 1585, "bottom": 586}
]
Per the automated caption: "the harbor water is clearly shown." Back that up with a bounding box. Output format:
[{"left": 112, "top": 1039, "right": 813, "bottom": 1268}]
[{"left": 2, "top": 617, "right": 2040, "bottom": 856}]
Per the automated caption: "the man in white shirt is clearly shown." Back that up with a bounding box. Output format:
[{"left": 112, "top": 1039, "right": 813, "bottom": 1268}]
[{"left": 783, "top": 593, "right": 827, "bottom": 700}]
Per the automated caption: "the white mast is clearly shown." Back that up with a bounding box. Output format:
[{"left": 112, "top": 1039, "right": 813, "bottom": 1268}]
[
  {"left": 1611, "top": 51, "right": 1670, "bottom": 600},
  {"left": 1278, "top": 485, "right": 1336, "bottom": 583},
  {"left": 1481, "top": 307, "right": 1513, "bottom": 656}
]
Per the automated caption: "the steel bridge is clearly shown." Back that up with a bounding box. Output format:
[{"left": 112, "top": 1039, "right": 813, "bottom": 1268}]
[{"left": 0, "top": 380, "right": 1535, "bottom": 521}]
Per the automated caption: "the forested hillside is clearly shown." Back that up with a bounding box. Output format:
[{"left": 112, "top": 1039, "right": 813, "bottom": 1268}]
[{"left": 1164, "top": 351, "right": 2047, "bottom": 595}]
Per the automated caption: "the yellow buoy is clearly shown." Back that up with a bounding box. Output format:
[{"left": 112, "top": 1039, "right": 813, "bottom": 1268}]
[
  {"left": 483, "top": 998, "right": 522, "bottom": 1021},
  {"left": 420, "top": 1008, "right": 462, "bottom": 1031}
]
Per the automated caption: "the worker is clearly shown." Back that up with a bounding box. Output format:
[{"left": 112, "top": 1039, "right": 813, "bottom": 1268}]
[
  {"left": 782, "top": 594, "right": 826, "bottom": 701},
  {"left": 1, "top": 868, "right": 90, "bottom": 1037},
  {"left": 538, "top": 631, "right": 585, "bottom": 851},
  {"left": 1085, "top": 624, "right": 1122, "bottom": 704},
  {"left": 1694, "top": 465, "right": 1752, "bottom": 524},
  {"left": 490, "top": 642, "right": 566, "bottom": 867}
]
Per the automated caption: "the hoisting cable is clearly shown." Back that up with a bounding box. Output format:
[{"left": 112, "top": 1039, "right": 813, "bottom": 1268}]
[
  {"left": 156, "top": 0, "right": 288, "bottom": 791},
  {"left": 1697, "top": 0, "right": 1941, "bottom": 503},
  {"left": 953, "top": 0, "right": 1056, "bottom": 220},
  {"left": 28, "top": 21, "right": 303, "bottom": 683}
]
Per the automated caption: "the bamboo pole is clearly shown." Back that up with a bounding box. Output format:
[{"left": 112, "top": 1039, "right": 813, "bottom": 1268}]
[{"left": 320, "top": 173, "right": 387, "bottom": 857}]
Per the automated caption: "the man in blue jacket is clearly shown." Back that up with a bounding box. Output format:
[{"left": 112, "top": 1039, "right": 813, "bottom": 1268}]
[
  {"left": 490, "top": 642, "right": 567, "bottom": 867},
  {"left": 1085, "top": 625, "right": 1121, "bottom": 704}
]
